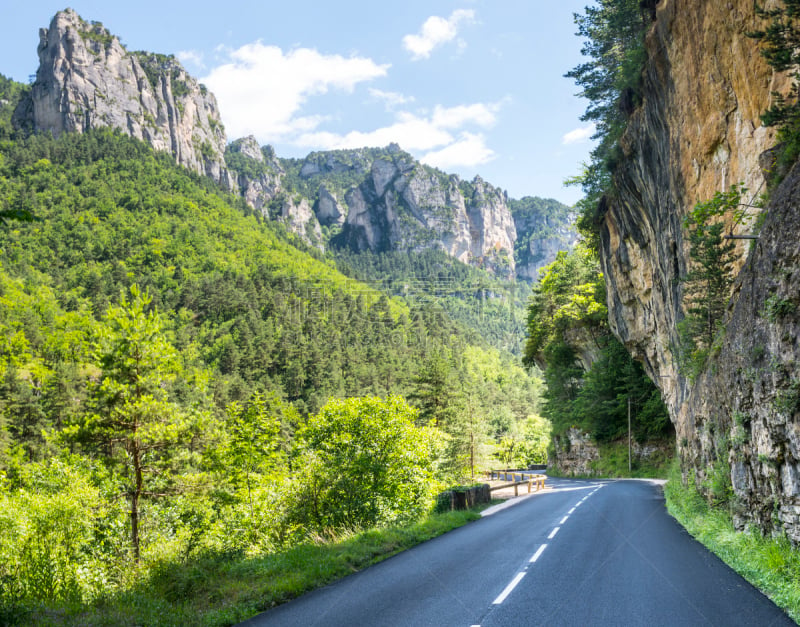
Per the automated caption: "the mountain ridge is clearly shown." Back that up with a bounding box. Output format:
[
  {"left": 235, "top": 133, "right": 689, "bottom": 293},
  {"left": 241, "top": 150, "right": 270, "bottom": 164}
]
[{"left": 9, "top": 9, "right": 575, "bottom": 282}]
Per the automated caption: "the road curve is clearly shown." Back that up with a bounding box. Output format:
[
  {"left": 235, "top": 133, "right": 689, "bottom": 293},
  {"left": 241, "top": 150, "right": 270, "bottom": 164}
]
[{"left": 240, "top": 478, "right": 796, "bottom": 626}]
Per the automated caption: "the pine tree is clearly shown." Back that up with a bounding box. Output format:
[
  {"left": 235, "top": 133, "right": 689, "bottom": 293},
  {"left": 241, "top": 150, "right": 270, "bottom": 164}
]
[
  {"left": 67, "top": 285, "right": 210, "bottom": 560},
  {"left": 678, "top": 187, "right": 740, "bottom": 376}
]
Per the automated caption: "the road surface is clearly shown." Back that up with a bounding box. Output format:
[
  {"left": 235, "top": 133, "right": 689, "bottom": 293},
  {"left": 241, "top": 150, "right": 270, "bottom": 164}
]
[{"left": 241, "top": 478, "right": 796, "bottom": 626}]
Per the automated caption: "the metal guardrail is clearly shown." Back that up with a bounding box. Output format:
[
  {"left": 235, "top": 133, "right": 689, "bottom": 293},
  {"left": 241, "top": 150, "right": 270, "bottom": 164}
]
[{"left": 486, "top": 470, "right": 546, "bottom": 496}]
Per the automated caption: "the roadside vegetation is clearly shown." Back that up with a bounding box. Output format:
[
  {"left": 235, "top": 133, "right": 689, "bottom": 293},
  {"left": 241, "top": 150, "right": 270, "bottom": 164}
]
[
  {"left": 0, "top": 96, "right": 551, "bottom": 621},
  {"left": 664, "top": 461, "right": 800, "bottom": 623},
  {"left": 2, "top": 506, "right": 482, "bottom": 626},
  {"left": 523, "top": 245, "right": 673, "bottom": 466}
]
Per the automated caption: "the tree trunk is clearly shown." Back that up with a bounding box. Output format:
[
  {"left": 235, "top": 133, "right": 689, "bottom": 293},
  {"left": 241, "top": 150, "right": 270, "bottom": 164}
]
[{"left": 131, "top": 442, "right": 143, "bottom": 561}]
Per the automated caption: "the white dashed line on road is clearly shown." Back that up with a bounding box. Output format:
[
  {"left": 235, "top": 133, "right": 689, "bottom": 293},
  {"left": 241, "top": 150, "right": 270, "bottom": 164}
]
[
  {"left": 493, "top": 572, "right": 526, "bottom": 605},
  {"left": 529, "top": 544, "right": 547, "bottom": 563}
]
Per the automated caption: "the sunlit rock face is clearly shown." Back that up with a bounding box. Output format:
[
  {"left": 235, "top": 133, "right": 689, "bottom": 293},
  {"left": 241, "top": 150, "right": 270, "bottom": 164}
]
[
  {"left": 304, "top": 146, "right": 518, "bottom": 278},
  {"left": 601, "top": 0, "right": 800, "bottom": 538},
  {"left": 16, "top": 9, "right": 233, "bottom": 187},
  {"left": 227, "top": 137, "right": 285, "bottom": 211}
]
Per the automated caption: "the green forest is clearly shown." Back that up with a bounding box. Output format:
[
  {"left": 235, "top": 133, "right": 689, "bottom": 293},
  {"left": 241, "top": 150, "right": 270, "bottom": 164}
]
[
  {"left": 0, "top": 87, "right": 547, "bottom": 621},
  {"left": 523, "top": 246, "right": 672, "bottom": 452}
]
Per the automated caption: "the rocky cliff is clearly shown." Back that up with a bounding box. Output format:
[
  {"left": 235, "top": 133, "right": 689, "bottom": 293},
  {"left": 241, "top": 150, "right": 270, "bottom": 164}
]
[
  {"left": 225, "top": 136, "right": 284, "bottom": 211},
  {"left": 601, "top": 0, "right": 800, "bottom": 537},
  {"left": 551, "top": 428, "right": 672, "bottom": 477},
  {"left": 14, "top": 9, "right": 233, "bottom": 187},
  {"left": 510, "top": 197, "right": 577, "bottom": 281},
  {"left": 281, "top": 145, "right": 520, "bottom": 278},
  {"left": 12, "top": 9, "right": 576, "bottom": 281}
]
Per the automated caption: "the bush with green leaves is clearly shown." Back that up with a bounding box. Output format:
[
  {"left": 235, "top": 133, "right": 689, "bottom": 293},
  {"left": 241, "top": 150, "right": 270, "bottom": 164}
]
[
  {"left": 292, "top": 396, "right": 443, "bottom": 530},
  {"left": 0, "top": 458, "right": 125, "bottom": 610}
]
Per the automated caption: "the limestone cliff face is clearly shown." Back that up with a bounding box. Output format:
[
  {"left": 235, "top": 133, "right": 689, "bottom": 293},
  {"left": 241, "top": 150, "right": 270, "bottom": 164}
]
[
  {"left": 225, "top": 137, "right": 284, "bottom": 211},
  {"left": 280, "top": 196, "right": 323, "bottom": 249},
  {"left": 16, "top": 9, "right": 232, "bottom": 187},
  {"left": 12, "top": 10, "right": 573, "bottom": 279},
  {"left": 511, "top": 198, "right": 578, "bottom": 282},
  {"left": 551, "top": 428, "right": 671, "bottom": 477},
  {"left": 296, "top": 145, "right": 518, "bottom": 277},
  {"left": 601, "top": 0, "right": 800, "bottom": 536},
  {"left": 688, "top": 165, "right": 800, "bottom": 541},
  {"left": 551, "top": 428, "right": 600, "bottom": 476}
]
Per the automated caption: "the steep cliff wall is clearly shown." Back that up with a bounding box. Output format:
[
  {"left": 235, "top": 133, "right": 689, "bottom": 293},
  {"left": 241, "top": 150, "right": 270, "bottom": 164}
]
[
  {"left": 601, "top": 0, "right": 800, "bottom": 536},
  {"left": 690, "top": 163, "right": 800, "bottom": 542},
  {"left": 15, "top": 9, "right": 232, "bottom": 187},
  {"left": 290, "top": 145, "right": 519, "bottom": 277},
  {"left": 511, "top": 198, "right": 577, "bottom": 282}
]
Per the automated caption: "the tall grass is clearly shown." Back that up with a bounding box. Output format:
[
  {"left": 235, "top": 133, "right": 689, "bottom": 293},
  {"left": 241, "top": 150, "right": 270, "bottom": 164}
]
[
  {"left": 664, "top": 460, "right": 800, "bottom": 622},
  {"left": 7, "top": 509, "right": 480, "bottom": 626}
]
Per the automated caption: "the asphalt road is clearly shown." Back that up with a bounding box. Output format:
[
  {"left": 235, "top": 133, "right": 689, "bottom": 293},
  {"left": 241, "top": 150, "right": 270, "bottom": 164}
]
[{"left": 240, "top": 478, "right": 796, "bottom": 626}]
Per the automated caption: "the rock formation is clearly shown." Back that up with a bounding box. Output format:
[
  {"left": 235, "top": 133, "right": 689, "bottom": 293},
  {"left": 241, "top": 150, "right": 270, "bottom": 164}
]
[
  {"left": 14, "top": 9, "right": 233, "bottom": 187},
  {"left": 225, "top": 137, "right": 284, "bottom": 211},
  {"left": 600, "top": 0, "right": 800, "bottom": 537},
  {"left": 309, "top": 145, "right": 518, "bottom": 278},
  {"left": 511, "top": 198, "right": 577, "bottom": 281},
  {"left": 12, "top": 9, "right": 576, "bottom": 280}
]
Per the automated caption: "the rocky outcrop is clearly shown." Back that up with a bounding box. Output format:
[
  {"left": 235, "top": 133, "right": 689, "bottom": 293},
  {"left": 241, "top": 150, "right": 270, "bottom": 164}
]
[
  {"left": 15, "top": 9, "right": 232, "bottom": 187},
  {"left": 317, "top": 146, "right": 518, "bottom": 277},
  {"left": 600, "top": 0, "right": 800, "bottom": 536},
  {"left": 226, "top": 137, "right": 284, "bottom": 211},
  {"left": 551, "top": 429, "right": 673, "bottom": 477},
  {"left": 280, "top": 196, "right": 323, "bottom": 249},
  {"left": 511, "top": 198, "right": 578, "bottom": 282},
  {"left": 551, "top": 429, "right": 600, "bottom": 476},
  {"left": 315, "top": 184, "right": 344, "bottom": 226},
  {"left": 603, "top": 0, "right": 783, "bottom": 403}
]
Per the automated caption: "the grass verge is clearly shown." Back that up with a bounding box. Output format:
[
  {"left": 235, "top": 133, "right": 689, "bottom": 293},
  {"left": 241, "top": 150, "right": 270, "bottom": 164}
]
[
  {"left": 663, "top": 459, "right": 800, "bottom": 623},
  {"left": 549, "top": 438, "right": 673, "bottom": 478},
  {"left": 589, "top": 440, "right": 672, "bottom": 478},
  {"left": 13, "top": 509, "right": 480, "bottom": 627}
]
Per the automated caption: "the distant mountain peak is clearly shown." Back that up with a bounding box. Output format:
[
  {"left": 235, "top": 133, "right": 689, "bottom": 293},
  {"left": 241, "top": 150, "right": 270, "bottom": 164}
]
[
  {"left": 14, "top": 9, "right": 233, "bottom": 187},
  {"left": 9, "top": 10, "right": 577, "bottom": 280}
]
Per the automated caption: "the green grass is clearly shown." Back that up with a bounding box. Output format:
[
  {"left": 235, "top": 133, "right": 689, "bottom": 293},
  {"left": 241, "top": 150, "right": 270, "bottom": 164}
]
[
  {"left": 549, "top": 438, "right": 673, "bottom": 479},
  {"left": 589, "top": 440, "right": 672, "bottom": 478},
  {"left": 664, "top": 460, "right": 800, "bottom": 622},
  {"left": 10, "top": 509, "right": 481, "bottom": 626}
]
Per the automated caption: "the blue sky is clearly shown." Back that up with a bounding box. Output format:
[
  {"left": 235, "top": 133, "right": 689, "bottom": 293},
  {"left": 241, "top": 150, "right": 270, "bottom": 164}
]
[{"left": 0, "top": 1, "right": 596, "bottom": 205}]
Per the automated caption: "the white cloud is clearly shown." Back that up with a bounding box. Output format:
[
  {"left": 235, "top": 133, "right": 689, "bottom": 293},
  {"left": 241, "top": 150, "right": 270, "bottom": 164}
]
[
  {"left": 421, "top": 132, "right": 495, "bottom": 169},
  {"left": 403, "top": 9, "right": 476, "bottom": 60},
  {"left": 201, "top": 42, "right": 389, "bottom": 141},
  {"left": 431, "top": 102, "right": 499, "bottom": 129},
  {"left": 368, "top": 88, "right": 415, "bottom": 110},
  {"left": 293, "top": 101, "right": 502, "bottom": 169},
  {"left": 562, "top": 124, "right": 596, "bottom": 145},
  {"left": 295, "top": 111, "right": 453, "bottom": 152},
  {"left": 176, "top": 49, "right": 205, "bottom": 70}
]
